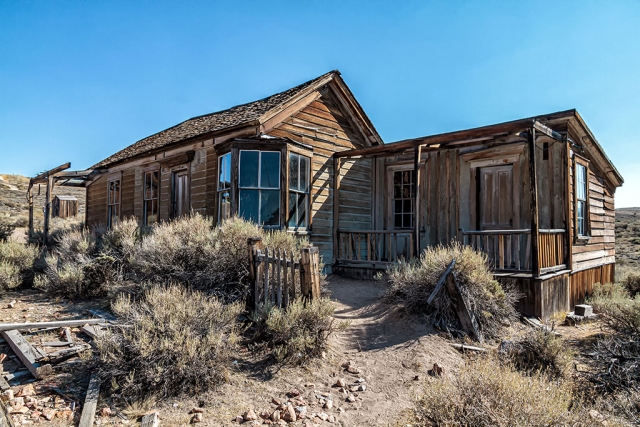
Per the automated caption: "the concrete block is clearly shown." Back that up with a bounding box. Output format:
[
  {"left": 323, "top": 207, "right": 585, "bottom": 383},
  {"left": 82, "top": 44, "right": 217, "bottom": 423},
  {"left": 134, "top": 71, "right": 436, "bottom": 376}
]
[{"left": 574, "top": 304, "right": 593, "bottom": 317}]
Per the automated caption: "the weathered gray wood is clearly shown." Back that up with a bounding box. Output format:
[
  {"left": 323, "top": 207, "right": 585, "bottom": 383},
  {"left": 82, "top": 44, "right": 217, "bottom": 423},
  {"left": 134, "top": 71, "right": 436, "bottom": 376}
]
[
  {"left": 528, "top": 127, "right": 541, "bottom": 277},
  {"left": 1, "top": 330, "right": 51, "bottom": 379},
  {"left": 0, "top": 398, "right": 14, "bottom": 427},
  {"left": 0, "top": 376, "right": 9, "bottom": 391},
  {"left": 427, "top": 259, "right": 456, "bottom": 305},
  {"left": 40, "top": 341, "right": 74, "bottom": 347},
  {"left": 450, "top": 343, "right": 487, "bottom": 353},
  {"left": 263, "top": 248, "right": 269, "bottom": 305},
  {"left": 141, "top": 412, "right": 160, "bottom": 427},
  {"left": 80, "top": 325, "right": 97, "bottom": 340},
  {"left": 276, "top": 249, "right": 282, "bottom": 307},
  {"left": 47, "top": 344, "right": 91, "bottom": 362},
  {"left": 0, "top": 318, "right": 106, "bottom": 332},
  {"left": 444, "top": 274, "right": 483, "bottom": 343},
  {"left": 78, "top": 374, "right": 101, "bottom": 427},
  {"left": 282, "top": 250, "right": 289, "bottom": 308}
]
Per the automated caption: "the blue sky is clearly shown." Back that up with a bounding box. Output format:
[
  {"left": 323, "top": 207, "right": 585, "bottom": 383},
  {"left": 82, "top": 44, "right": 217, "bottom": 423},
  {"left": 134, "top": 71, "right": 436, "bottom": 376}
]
[{"left": 1, "top": 1, "right": 639, "bottom": 207}]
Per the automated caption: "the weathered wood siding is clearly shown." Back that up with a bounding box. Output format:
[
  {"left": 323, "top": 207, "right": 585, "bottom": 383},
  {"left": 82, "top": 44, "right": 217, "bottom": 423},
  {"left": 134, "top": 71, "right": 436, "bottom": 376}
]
[
  {"left": 85, "top": 175, "right": 106, "bottom": 227},
  {"left": 569, "top": 263, "right": 615, "bottom": 308},
  {"left": 268, "top": 89, "right": 371, "bottom": 262},
  {"left": 120, "top": 168, "right": 135, "bottom": 219}
]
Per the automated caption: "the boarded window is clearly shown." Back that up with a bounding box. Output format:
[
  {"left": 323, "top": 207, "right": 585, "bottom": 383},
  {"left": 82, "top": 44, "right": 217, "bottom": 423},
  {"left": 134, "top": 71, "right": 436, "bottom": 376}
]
[
  {"left": 238, "top": 150, "right": 280, "bottom": 227},
  {"left": 218, "top": 153, "right": 231, "bottom": 222},
  {"left": 576, "top": 162, "right": 588, "bottom": 236},
  {"left": 143, "top": 170, "right": 159, "bottom": 226},
  {"left": 288, "top": 153, "right": 310, "bottom": 229},
  {"left": 107, "top": 179, "right": 120, "bottom": 228},
  {"left": 392, "top": 170, "right": 414, "bottom": 229}
]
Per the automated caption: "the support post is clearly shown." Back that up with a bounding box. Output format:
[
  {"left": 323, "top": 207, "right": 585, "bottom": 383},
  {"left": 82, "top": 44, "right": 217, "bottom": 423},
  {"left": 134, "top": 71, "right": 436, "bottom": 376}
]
[
  {"left": 528, "top": 126, "right": 541, "bottom": 277},
  {"left": 332, "top": 156, "right": 342, "bottom": 265},
  {"left": 43, "top": 175, "right": 53, "bottom": 246},
  {"left": 27, "top": 181, "right": 34, "bottom": 239},
  {"left": 247, "top": 237, "right": 262, "bottom": 312},
  {"left": 413, "top": 145, "right": 422, "bottom": 258},
  {"left": 564, "top": 140, "right": 573, "bottom": 271},
  {"left": 300, "top": 247, "right": 321, "bottom": 300}
]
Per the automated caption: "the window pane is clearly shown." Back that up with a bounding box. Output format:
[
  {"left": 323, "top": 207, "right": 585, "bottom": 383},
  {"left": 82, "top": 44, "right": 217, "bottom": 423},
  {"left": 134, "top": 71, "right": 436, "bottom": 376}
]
[
  {"left": 260, "top": 190, "right": 280, "bottom": 226},
  {"left": 394, "top": 171, "right": 402, "bottom": 185},
  {"left": 219, "top": 191, "right": 231, "bottom": 222},
  {"left": 239, "top": 189, "right": 259, "bottom": 223},
  {"left": 289, "top": 153, "right": 299, "bottom": 192},
  {"left": 288, "top": 193, "right": 298, "bottom": 228},
  {"left": 403, "top": 186, "right": 412, "bottom": 198},
  {"left": 394, "top": 200, "right": 403, "bottom": 214},
  {"left": 404, "top": 214, "right": 412, "bottom": 228},
  {"left": 288, "top": 193, "right": 307, "bottom": 228},
  {"left": 260, "top": 152, "right": 280, "bottom": 189},
  {"left": 239, "top": 151, "right": 259, "bottom": 187},
  {"left": 219, "top": 153, "right": 231, "bottom": 190},
  {"left": 145, "top": 200, "right": 158, "bottom": 226},
  {"left": 403, "top": 199, "right": 412, "bottom": 213},
  {"left": 394, "top": 214, "right": 402, "bottom": 228},
  {"left": 300, "top": 156, "right": 309, "bottom": 193}
]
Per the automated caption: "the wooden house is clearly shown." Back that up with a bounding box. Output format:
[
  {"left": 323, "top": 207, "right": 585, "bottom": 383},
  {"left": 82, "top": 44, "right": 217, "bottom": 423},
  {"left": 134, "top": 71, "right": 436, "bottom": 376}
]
[
  {"left": 57, "top": 71, "right": 623, "bottom": 319},
  {"left": 51, "top": 195, "right": 78, "bottom": 219}
]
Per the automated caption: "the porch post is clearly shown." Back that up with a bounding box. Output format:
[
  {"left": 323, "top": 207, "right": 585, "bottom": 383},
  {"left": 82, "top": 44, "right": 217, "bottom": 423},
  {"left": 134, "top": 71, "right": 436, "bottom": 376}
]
[
  {"left": 413, "top": 145, "right": 422, "bottom": 258},
  {"left": 528, "top": 126, "right": 541, "bottom": 277},
  {"left": 27, "top": 181, "right": 34, "bottom": 239},
  {"left": 332, "top": 156, "right": 341, "bottom": 265},
  {"left": 43, "top": 175, "right": 53, "bottom": 246}
]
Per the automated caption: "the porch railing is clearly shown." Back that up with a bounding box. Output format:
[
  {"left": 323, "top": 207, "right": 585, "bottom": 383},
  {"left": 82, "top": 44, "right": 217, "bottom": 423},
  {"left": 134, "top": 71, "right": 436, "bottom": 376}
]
[
  {"left": 461, "top": 228, "right": 566, "bottom": 273},
  {"left": 337, "top": 230, "right": 414, "bottom": 264}
]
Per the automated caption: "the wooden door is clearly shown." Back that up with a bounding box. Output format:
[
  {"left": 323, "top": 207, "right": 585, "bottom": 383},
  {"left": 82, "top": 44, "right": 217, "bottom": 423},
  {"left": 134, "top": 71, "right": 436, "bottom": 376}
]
[
  {"left": 172, "top": 170, "right": 189, "bottom": 218},
  {"left": 386, "top": 168, "right": 414, "bottom": 261},
  {"left": 479, "top": 165, "right": 513, "bottom": 230}
]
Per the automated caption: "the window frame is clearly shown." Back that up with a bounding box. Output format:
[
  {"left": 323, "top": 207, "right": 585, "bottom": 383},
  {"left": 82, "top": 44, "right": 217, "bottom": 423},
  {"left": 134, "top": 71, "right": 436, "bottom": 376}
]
[
  {"left": 217, "top": 152, "right": 232, "bottom": 223},
  {"left": 238, "top": 149, "right": 281, "bottom": 228},
  {"left": 107, "top": 178, "right": 121, "bottom": 229},
  {"left": 288, "top": 152, "right": 310, "bottom": 231},
  {"left": 573, "top": 156, "right": 591, "bottom": 239},
  {"left": 143, "top": 170, "right": 159, "bottom": 226},
  {"left": 390, "top": 167, "right": 415, "bottom": 230}
]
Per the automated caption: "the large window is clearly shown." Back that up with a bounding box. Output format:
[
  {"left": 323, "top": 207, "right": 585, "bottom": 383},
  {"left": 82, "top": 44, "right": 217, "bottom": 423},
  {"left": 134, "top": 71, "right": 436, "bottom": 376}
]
[
  {"left": 238, "top": 150, "right": 280, "bottom": 227},
  {"left": 288, "top": 153, "right": 310, "bottom": 229},
  {"left": 393, "top": 170, "right": 414, "bottom": 229},
  {"left": 107, "top": 179, "right": 120, "bottom": 228},
  {"left": 576, "top": 162, "right": 589, "bottom": 236},
  {"left": 143, "top": 170, "right": 159, "bottom": 226},
  {"left": 218, "top": 153, "right": 231, "bottom": 222}
]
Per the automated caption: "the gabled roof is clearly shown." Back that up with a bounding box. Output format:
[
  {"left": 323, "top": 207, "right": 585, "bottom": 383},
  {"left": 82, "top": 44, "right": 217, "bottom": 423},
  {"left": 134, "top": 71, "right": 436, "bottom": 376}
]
[{"left": 93, "top": 70, "right": 381, "bottom": 168}]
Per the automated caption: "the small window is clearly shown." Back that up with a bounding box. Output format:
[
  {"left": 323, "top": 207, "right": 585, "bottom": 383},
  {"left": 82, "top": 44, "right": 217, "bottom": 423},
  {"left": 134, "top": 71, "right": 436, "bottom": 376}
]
[
  {"left": 143, "top": 170, "right": 159, "bottom": 226},
  {"left": 238, "top": 150, "right": 281, "bottom": 227},
  {"left": 576, "top": 162, "right": 588, "bottom": 236},
  {"left": 107, "top": 179, "right": 120, "bottom": 228},
  {"left": 288, "top": 153, "right": 310, "bottom": 229},
  {"left": 393, "top": 170, "right": 414, "bottom": 229},
  {"left": 218, "top": 153, "right": 231, "bottom": 222}
]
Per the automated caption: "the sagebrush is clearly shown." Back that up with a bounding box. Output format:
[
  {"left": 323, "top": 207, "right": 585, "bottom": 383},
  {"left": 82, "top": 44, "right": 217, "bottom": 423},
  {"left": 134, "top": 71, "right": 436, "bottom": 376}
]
[
  {"left": 499, "top": 329, "right": 573, "bottom": 379},
  {"left": 0, "top": 241, "right": 39, "bottom": 291},
  {"left": 383, "top": 242, "right": 519, "bottom": 339},
  {"left": 95, "top": 285, "right": 242, "bottom": 398}
]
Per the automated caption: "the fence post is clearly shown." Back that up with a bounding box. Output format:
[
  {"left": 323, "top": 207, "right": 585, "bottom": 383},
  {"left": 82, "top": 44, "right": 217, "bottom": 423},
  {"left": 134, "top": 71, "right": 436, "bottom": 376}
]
[
  {"left": 300, "top": 247, "right": 321, "bottom": 301},
  {"left": 247, "top": 237, "right": 263, "bottom": 312}
]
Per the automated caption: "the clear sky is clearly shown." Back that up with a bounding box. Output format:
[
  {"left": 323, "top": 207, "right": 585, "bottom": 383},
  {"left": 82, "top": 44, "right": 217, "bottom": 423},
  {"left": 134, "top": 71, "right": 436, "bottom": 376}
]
[{"left": 1, "top": 1, "right": 639, "bottom": 207}]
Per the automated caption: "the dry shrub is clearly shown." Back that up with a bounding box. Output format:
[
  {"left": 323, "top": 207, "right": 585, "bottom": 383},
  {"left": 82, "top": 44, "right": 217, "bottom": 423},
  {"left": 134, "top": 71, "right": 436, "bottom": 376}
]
[
  {"left": 384, "top": 242, "right": 519, "bottom": 339},
  {"left": 0, "top": 241, "right": 39, "bottom": 290},
  {"left": 29, "top": 217, "right": 84, "bottom": 247},
  {"left": 623, "top": 271, "right": 640, "bottom": 297},
  {"left": 0, "top": 218, "right": 15, "bottom": 242},
  {"left": 499, "top": 329, "right": 573, "bottom": 379},
  {"left": 95, "top": 285, "right": 242, "bottom": 398},
  {"left": 414, "top": 357, "right": 606, "bottom": 427},
  {"left": 588, "top": 283, "right": 640, "bottom": 335},
  {"left": 259, "top": 298, "right": 345, "bottom": 364}
]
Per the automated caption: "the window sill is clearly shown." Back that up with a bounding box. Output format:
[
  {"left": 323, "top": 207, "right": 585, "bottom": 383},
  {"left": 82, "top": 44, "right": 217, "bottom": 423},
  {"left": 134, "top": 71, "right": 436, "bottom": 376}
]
[
  {"left": 575, "top": 235, "right": 591, "bottom": 243},
  {"left": 287, "top": 229, "right": 312, "bottom": 236}
]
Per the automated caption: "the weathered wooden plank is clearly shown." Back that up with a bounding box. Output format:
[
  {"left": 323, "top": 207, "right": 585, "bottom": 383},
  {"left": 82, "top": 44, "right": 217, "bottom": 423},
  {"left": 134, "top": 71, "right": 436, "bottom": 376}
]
[
  {"left": 1, "top": 330, "right": 51, "bottom": 379},
  {"left": 78, "top": 374, "right": 101, "bottom": 427},
  {"left": 427, "top": 259, "right": 456, "bottom": 305},
  {"left": 445, "top": 274, "right": 483, "bottom": 343},
  {"left": 141, "top": 412, "right": 160, "bottom": 427},
  {"left": 0, "top": 319, "right": 107, "bottom": 332}
]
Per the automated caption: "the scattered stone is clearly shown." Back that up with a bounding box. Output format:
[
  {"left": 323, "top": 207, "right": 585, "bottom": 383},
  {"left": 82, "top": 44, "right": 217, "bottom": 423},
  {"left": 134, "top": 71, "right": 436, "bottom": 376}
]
[
  {"left": 190, "top": 413, "right": 202, "bottom": 423},
  {"left": 358, "top": 384, "right": 366, "bottom": 392},
  {"left": 305, "top": 383, "right": 315, "bottom": 388},
  {"left": 334, "top": 378, "right": 346, "bottom": 388},
  {"left": 12, "top": 397, "right": 25, "bottom": 408},
  {"left": 272, "top": 397, "right": 282, "bottom": 406},
  {"left": 3, "top": 390, "right": 14, "bottom": 401},
  {"left": 99, "top": 407, "right": 112, "bottom": 417},
  {"left": 57, "top": 410, "right": 74, "bottom": 421},
  {"left": 349, "top": 385, "right": 359, "bottom": 393},
  {"left": 356, "top": 378, "right": 365, "bottom": 383},
  {"left": 243, "top": 409, "right": 258, "bottom": 421},
  {"left": 287, "top": 389, "right": 300, "bottom": 398},
  {"left": 42, "top": 408, "right": 56, "bottom": 420},
  {"left": 10, "top": 406, "right": 28, "bottom": 415},
  {"left": 328, "top": 414, "right": 336, "bottom": 423},
  {"left": 346, "top": 394, "right": 356, "bottom": 403},
  {"left": 431, "top": 363, "right": 444, "bottom": 377},
  {"left": 282, "top": 405, "right": 296, "bottom": 422},
  {"left": 324, "top": 400, "right": 333, "bottom": 410},
  {"left": 30, "top": 411, "right": 41, "bottom": 420},
  {"left": 317, "top": 412, "right": 329, "bottom": 421},
  {"left": 413, "top": 375, "right": 421, "bottom": 381},
  {"left": 235, "top": 415, "right": 244, "bottom": 423},
  {"left": 190, "top": 407, "right": 204, "bottom": 414},
  {"left": 346, "top": 366, "right": 361, "bottom": 375},
  {"left": 337, "top": 407, "right": 345, "bottom": 413},
  {"left": 7, "top": 300, "right": 16, "bottom": 309},
  {"left": 271, "top": 410, "right": 281, "bottom": 422}
]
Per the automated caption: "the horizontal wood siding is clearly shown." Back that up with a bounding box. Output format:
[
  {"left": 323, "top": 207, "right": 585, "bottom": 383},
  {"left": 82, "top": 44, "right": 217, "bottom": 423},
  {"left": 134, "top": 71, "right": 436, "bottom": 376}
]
[
  {"left": 85, "top": 175, "right": 106, "bottom": 227},
  {"left": 268, "top": 89, "right": 370, "bottom": 263},
  {"left": 190, "top": 148, "right": 208, "bottom": 216},
  {"left": 205, "top": 146, "right": 218, "bottom": 218},
  {"left": 569, "top": 263, "right": 615, "bottom": 309},
  {"left": 121, "top": 168, "right": 135, "bottom": 219}
]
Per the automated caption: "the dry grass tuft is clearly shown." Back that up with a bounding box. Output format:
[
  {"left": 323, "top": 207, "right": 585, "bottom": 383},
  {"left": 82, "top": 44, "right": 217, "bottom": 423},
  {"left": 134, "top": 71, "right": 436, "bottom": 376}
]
[
  {"left": 95, "top": 284, "right": 242, "bottom": 398},
  {"left": 0, "top": 241, "right": 40, "bottom": 291},
  {"left": 383, "top": 242, "right": 519, "bottom": 339},
  {"left": 499, "top": 329, "right": 573, "bottom": 379}
]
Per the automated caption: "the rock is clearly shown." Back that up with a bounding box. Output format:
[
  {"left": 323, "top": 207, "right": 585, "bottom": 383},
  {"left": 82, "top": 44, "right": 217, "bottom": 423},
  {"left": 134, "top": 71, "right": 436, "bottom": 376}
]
[
  {"left": 42, "top": 408, "right": 56, "bottom": 420},
  {"left": 243, "top": 409, "right": 258, "bottom": 421},
  {"left": 316, "top": 412, "right": 329, "bottom": 421},
  {"left": 190, "top": 407, "right": 204, "bottom": 414},
  {"left": 328, "top": 415, "right": 336, "bottom": 423},
  {"left": 337, "top": 407, "right": 345, "bottom": 413},
  {"left": 346, "top": 366, "right": 361, "bottom": 375},
  {"left": 235, "top": 415, "right": 244, "bottom": 423},
  {"left": 282, "top": 405, "right": 296, "bottom": 422},
  {"left": 190, "top": 413, "right": 203, "bottom": 423},
  {"left": 7, "top": 301, "right": 15, "bottom": 309},
  {"left": 2, "top": 390, "right": 14, "bottom": 401},
  {"left": 349, "top": 385, "right": 359, "bottom": 392},
  {"left": 259, "top": 410, "right": 271, "bottom": 420},
  {"left": 356, "top": 378, "right": 365, "bottom": 383},
  {"left": 358, "top": 384, "right": 366, "bottom": 392},
  {"left": 11, "top": 397, "right": 25, "bottom": 408},
  {"left": 99, "top": 407, "right": 112, "bottom": 417},
  {"left": 334, "top": 378, "right": 346, "bottom": 388},
  {"left": 305, "top": 383, "right": 315, "bottom": 388},
  {"left": 324, "top": 400, "right": 333, "bottom": 410},
  {"left": 346, "top": 394, "right": 356, "bottom": 403},
  {"left": 57, "top": 410, "right": 74, "bottom": 421},
  {"left": 432, "top": 363, "right": 444, "bottom": 377},
  {"left": 271, "top": 410, "right": 281, "bottom": 421},
  {"left": 287, "top": 389, "right": 300, "bottom": 398},
  {"left": 272, "top": 397, "right": 282, "bottom": 406},
  {"left": 30, "top": 411, "right": 41, "bottom": 419},
  {"left": 413, "top": 375, "right": 421, "bottom": 381}
]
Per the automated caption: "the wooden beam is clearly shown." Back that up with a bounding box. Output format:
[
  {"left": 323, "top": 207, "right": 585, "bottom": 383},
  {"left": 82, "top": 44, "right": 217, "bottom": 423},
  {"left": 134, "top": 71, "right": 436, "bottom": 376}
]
[
  {"left": 31, "top": 162, "right": 71, "bottom": 184},
  {"left": 413, "top": 145, "right": 422, "bottom": 257},
  {"left": 0, "top": 318, "right": 108, "bottom": 332},
  {"left": 565, "top": 141, "right": 573, "bottom": 272},
  {"left": 43, "top": 175, "right": 53, "bottom": 246},
  {"left": 332, "top": 156, "right": 342, "bottom": 265},
  {"left": 528, "top": 128, "right": 541, "bottom": 277},
  {"left": 427, "top": 259, "right": 456, "bottom": 305},
  {"left": 27, "top": 185, "right": 34, "bottom": 239},
  {"left": 445, "top": 274, "right": 483, "bottom": 343},
  {"left": 78, "top": 374, "right": 101, "bottom": 427},
  {"left": 1, "top": 330, "right": 52, "bottom": 379}
]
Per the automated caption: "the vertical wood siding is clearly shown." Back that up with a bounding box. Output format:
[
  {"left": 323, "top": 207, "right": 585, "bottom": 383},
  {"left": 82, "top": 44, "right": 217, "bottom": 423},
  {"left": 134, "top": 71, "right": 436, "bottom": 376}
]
[{"left": 85, "top": 175, "right": 107, "bottom": 227}]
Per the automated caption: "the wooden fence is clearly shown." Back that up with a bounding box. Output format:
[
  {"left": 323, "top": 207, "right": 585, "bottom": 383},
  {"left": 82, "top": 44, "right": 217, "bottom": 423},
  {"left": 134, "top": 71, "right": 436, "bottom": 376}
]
[
  {"left": 336, "top": 230, "right": 414, "bottom": 264},
  {"left": 247, "top": 238, "right": 321, "bottom": 311}
]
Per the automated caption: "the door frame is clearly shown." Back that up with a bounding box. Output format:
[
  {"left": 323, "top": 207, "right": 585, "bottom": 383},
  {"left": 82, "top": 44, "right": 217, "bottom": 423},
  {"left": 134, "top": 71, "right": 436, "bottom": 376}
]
[{"left": 171, "top": 167, "right": 190, "bottom": 219}]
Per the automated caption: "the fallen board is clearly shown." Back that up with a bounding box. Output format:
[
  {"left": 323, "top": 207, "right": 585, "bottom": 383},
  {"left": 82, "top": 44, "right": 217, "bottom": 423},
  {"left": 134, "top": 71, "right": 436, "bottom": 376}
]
[
  {"left": 141, "top": 412, "right": 160, "bottom": 427},
  {"left": 78, "top": 374, "right": 101, "bottom": 427},
  {"left": 1, "top": 330, "right": 52, "bottom": 379},
  {"left": 427, "top": 259, "right": 456, "bottom": 305},
  {"left": 444, "top": 274, "right": 483, "bottom": 343},
  {"left": 0, "top": 319, "right": 106, "bottom": 332}
]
